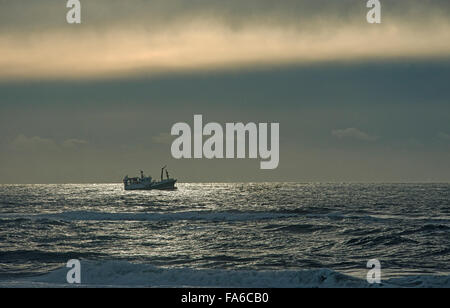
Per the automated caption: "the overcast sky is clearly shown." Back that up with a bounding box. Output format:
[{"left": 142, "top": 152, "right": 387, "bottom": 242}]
[{"left": 0, "top": 0, "right": 449, "bottom": 183}]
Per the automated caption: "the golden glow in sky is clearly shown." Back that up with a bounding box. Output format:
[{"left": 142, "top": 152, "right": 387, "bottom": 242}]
[{"left": 1, "top": 16, "right": 450, "bottom": 80}]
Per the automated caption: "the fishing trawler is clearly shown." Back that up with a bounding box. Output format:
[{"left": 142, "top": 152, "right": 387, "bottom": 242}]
[{"left": 123, "top": 166, "right": 177, "bottom": 191}]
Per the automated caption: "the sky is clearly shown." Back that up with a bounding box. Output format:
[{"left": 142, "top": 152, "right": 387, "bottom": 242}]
[{"left": 0, "top": 0, "right": 449, "bottom": 183}]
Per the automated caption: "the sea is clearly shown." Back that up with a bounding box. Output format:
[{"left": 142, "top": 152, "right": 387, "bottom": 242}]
[{"left": 0, "top": 183, "right": 449, "bottom": 287}]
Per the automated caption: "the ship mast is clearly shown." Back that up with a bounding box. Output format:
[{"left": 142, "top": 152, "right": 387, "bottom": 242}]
[{"left": 161, "top": 165, "right": 167, "bottom": 181}]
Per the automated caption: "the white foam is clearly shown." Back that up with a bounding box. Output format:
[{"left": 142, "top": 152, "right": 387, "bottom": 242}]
[
  {"left": 1, "top": 260, "right": 448, "bottom": 288},
  {"left": 28, "top": 211, "right": 296, "bottom": 222}
]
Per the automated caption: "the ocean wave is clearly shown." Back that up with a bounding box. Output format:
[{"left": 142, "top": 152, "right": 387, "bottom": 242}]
[
  {"left": 0, "top": 260, "right": 448, "bottom": 288},
  {"left": 3, "top": 211, "right": 296, "bottom": 223},
  {"left": 345, "top": 234, "right": 419, "bottom": 247},
  {"left": 417, "top": 224, "right": 450, "bottom": 232},
  {"left": 263, "top": 223, "right": 335, "bottom": 234},
  {"left": 0, "top": 250, "right": 106, "bottom": 263},
  {"left": 303, "top": 212, "right": 450, "bottom": 226}
]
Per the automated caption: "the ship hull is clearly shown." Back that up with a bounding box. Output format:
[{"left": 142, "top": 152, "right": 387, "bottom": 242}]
[{"left": 124, "top": 179, "right": 177, "bottom": 191}]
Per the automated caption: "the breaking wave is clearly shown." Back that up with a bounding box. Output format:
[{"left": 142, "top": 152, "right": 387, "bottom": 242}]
[
  {"left": 2, "top": 210, "right": 296, "bottom": 223},
  {"left": 1, "top": 260, "right": 448, "bottom": 288}
]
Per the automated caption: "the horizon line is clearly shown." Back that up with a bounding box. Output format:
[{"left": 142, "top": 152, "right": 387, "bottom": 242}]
[{"left": 1, "top": 181, "right": 449, "bottom": 185}]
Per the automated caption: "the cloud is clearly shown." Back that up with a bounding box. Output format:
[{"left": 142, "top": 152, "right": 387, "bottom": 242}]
[
  {"left": 1, "top": 1, "right": 450, "bottom": 80},
  {"left": 62, "top": 138, "right": 88, "bottom": 148},
  {"left": 2, "top": 22, "right": 450, "bottom": 80},
  {"left": 2, "top": 0, "right": 450, "bottom": 33},
  {"left": 10, "top": 134, "right": 58, "bottom": 150},
  {"left": 402, "top": 138, "right": 424, "bottom": 148},
  {"left": 9, "top": 134, "right": 87, "bottom": 151},
  {"left": 332, "top": 128, "right": 378, "bottom": 141},
  {"left": 152, "top": 133, "right": 174, "bottom": 145},
  {"left": 437, "top": 132, "right": 450, "bottom": 141}
]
